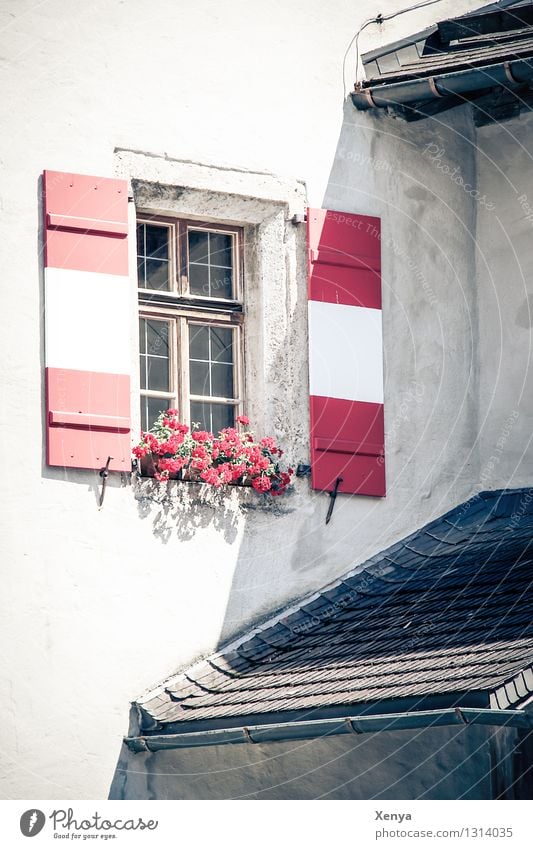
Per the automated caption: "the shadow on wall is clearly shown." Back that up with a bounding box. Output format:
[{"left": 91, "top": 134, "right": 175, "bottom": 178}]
[
  {"left": 134, "top": 477, "right": 241, "bottom": 545},
  {"left": 213, "top": 98, "right": 480, "bottom": 650}
]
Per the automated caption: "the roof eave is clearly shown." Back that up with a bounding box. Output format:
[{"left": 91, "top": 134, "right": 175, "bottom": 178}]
[
  {"left": 124, "top": 706, "right": 533, "bottom": 753},
  {"left": 352, "top": 56, "right": 533, "bottom": 111}
]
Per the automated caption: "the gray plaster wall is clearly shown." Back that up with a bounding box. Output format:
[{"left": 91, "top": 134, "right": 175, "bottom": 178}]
[
  {"left": 475, "top": 115, "right": 533, "bottom": 493},
  {"left": 110, "top": 724, "right": 501, "bottom": 800}
]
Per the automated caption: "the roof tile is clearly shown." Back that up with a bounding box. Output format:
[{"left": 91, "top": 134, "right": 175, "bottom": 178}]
[{"left": 137, "top": 489, "right": 533, "bottom": 729}]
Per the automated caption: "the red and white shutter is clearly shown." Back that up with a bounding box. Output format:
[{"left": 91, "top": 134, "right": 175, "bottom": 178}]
[
  {"left": 307, "top": 208, "right": 385, "bottom": 496},
  {"left": 43, "top": 170, "right": 131, "bottom": 472}
]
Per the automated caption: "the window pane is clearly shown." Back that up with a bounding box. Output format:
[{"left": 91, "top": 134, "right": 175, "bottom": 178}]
[
  {"left": 210, "top": 267, "right": 233, "bottom": 299},
  {"left": 190, "top": 400, "right": 209, "bottom": 431},
  {"left": 145, "top": 258, "right": 170, "bottom": 290},
  {"left": 211, "top": 403, "right": 235, "bottom": 434},
  {"left": 146, "top": 319, "right": 169, "bottom": 356},
  {"left": 140, "top": 319, "right": 170, "bottom": 392},
  {"left": 210, "top": 326, "right": 233, "bottom": 362},
  {"left": 136, "top": 224, "right": 145, "bottom": 261},
  {"left": 188, "top": 230, "right": 209, "bottom": 264},
  {"left": 209, "top": 233, "right": 232, "bottom": 267},
  {"left": 189, "top": 263, "right": 209, "bottom": 296},
  {"left": 188, "top": 230, "right": 234, "bottom": 299},
  {"left": 190, "top": 360, "right": 210, "bottom": 396},
  {"left": 211, "top": 363, "right": 233, "bottom": 398},
  {"left": 190, "top": 401, "right": 235, "bottom": 433},
  {"left": 145, "top": 224, "right": 169, "bottom": 260},
  {"left": 147, "top": 356, "right": 169, "bottom": 392},
  {"left": 137, "top": 258, "right": 146, "bottom": 288},
  {"left": 189, "top": 324, "right": 209, "bottom": 361},
  {"left": 141, "top": 396, "right": 170, "bottom": 432}
]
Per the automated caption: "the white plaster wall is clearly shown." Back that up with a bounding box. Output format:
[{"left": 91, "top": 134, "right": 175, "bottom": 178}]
[{"left": 0, "top": 0, "right": 522, "bottom": 800}]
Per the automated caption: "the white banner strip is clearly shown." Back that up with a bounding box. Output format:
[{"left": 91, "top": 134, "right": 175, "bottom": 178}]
[
  {"left": 309, "top": 299, "right": 383, "bottom": 403},
  {"left": 45, "top": 267, "right": 132, "bottom": 374}
]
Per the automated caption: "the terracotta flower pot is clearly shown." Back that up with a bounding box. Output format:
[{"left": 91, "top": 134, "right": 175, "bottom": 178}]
[{"left": 139, "top": 453, "right": 183, "bottom": 480}]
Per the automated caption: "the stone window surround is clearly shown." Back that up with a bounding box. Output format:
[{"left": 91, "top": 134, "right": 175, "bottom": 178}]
[{"left": 115, "top": 148, "right": 310, "bottom": 471}]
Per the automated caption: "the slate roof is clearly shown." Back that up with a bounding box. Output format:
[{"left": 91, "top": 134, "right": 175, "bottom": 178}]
[
  {"left": 361, "top": 2, "right": 533, "bottom": 84},
  {"left": 137, "top": 489, "right": 533, "bottom": 734},
  {"left": 364, "top": 29, "right": 533, "bottom": 87},
  {"left": 352, "top": 1, "right": 533, "bottom": 123}
]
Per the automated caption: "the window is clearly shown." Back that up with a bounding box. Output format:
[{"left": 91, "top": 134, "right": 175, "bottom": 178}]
[{"left": 137, "top": 217, "right": 244, "bottom": 432}]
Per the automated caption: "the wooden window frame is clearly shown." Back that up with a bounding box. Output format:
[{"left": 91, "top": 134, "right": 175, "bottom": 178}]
[{"left": 137, "top": 214, "right": 245, "bottom": 430}]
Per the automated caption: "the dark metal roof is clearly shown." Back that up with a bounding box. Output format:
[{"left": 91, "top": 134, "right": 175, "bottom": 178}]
[
  {"left": 136, "top": 489, "right": 533, "bottom": 735},
  {"left": 352, "top": 1, "right": 533, "bottom": 123}
]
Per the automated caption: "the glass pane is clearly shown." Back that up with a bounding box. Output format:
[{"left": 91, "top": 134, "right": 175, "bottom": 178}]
[
  {"left": 189, "top": 324, "right": 209, "bottom": 361},
  {"left": 146, "top": 356, "right": 169, "bottom": 392},
  {"left": 137, "top": 257, "right": 146, "bottom": 288},
  {"left": 146, "top": 320, "right": 169, "bottom": 356},
  {"left": 190, "top": 401, "right": 234, "bottom": 434},
  {"left": 136, "top": 224, "right": 145, "bottom": 256},
  {"left": 189, "top": 263, "right": 209, "bottom": 296},
  {"left": 139, "top": 319, "right": 169, "bottom": 391},
  {"left": 145, "top": 258, "right": 170, "bottom": 291},
  {"left": 190, "top": 400, "right": 209, "bottom": 431},
  {"left": 210, "top": 326, "right": 233, "bottom": 362},
  {"left": 190, "top": 360, "right": 210, "bottom": 396},
  {"left": 145, "top": 224, "right": 169, "bottom": 260},
  {"left": 211, "top": 403, "right": 235, "bottom": 434},
  {"left": 141, "top": 396, "right": 169, "bottom": 432},
  {"left": 211, "top": 362, "right": 234, "bottom": 398},
  {"left": 210, "top": 267, "right": 233, "bottom": 299},
  {"left": 140, "top": 357, "right": 147, "bottom": 390},
  {"left": 188, "top": 230, "right": 209, "bottom": 264},
  {"left": 209, "top": 233, "right": 232, "bottom": 267}
]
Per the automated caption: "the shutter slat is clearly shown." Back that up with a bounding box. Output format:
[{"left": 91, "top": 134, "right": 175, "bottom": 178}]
[
  {"left": 310, "top": 248, "right": 380, "bottom": 271},
  {"left": 47, "top": 212, "right": 128, "bottom": 237},
  {"left": 313, "top": 437, "right": 383, "bottom": 457},
  {"left": 308, "top": 208, "right": 385, "bottom": 497},
  {"left": 49, "top": 411, "right": 130, "bottom": 431}
]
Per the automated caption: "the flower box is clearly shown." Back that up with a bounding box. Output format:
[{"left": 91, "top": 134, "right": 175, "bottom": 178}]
[{"left": 133, "top": 410, "right": 293, "bottom": 496}]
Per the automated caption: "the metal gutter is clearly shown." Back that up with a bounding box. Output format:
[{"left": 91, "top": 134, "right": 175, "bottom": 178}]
[
  {"left": 352, "top": 56, "right": 533, "bottom": 110},
  {"left": 124, "top": 707, "right": 533, "bottom": 753}
]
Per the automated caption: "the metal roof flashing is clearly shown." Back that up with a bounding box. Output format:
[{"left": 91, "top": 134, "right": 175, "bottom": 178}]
[{"left": 124, "top": 707, "right": 533, "bottom": 753}]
